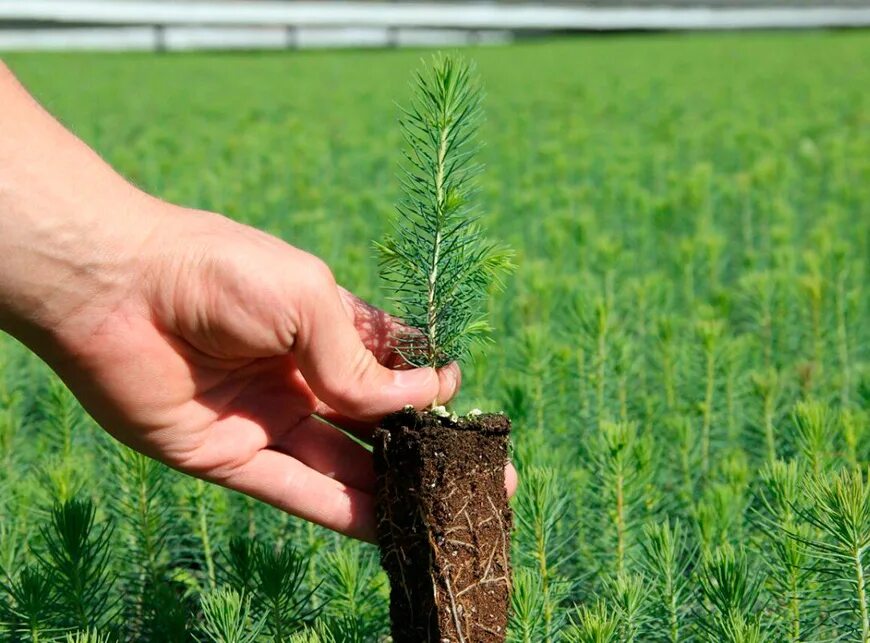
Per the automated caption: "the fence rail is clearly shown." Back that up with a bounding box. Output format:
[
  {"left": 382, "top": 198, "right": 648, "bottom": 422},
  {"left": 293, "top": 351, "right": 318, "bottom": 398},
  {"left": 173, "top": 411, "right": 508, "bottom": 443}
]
[{"left": 1, "top": 1, "right": 868, "bottom": 52}]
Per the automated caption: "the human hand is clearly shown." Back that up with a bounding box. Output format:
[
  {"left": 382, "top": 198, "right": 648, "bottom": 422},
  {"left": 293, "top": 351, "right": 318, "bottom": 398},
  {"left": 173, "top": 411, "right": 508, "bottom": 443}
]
[
  {"left": 0, "top": 65, "right": 517, "bottom": 541},
  {"left": 52, "top": 203, "right": 519, "bottom": 542}
]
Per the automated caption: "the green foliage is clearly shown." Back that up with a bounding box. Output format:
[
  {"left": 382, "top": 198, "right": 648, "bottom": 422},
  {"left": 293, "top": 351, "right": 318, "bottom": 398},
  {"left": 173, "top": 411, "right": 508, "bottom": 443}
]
[
  {"left": 221, "top": 536, "right": 320, "bottom": 640},
  {"left": 798, "top": 468, "right": 870, "bottom": 641},
  {"left": 564, "top": 601, "right": 619, "bottom": 643},
  {"left": 35, "top": 499, "right": 116, "bottom": 632},
  {"left": 0, "top": 32, "right": 868, "bottom": 643},
  {"left": 755, "top": 460, "right": 817, "bottom": 642},
  {"left": 318, "top": 543, "right": 387, "bottom": 641},
  {"left": 604, "top": 572, "right": 648, "bottom": 642},
  {"left": 508, "top": 568, "right": 547, "bottom": 642},
  {"left": 792, "top": 399, "right": 837, "bottom": 475},
  {"left": 639, "top": 520, "right": 693, "bottom": 643},
  {"left": 0, "top": 564, "right": 56, "bottom": 641},
  {"left": 513, "top": 466, "right": 572, "bottom": 640},
  {"left": 376, "top": 55, "right": 513, "bottom": 368},
  {"left": 103, "top": 442, "right": 175, "bottom": 639},
  {"left": 64, "top": 630, "right": 110, "bottom": 643},
  {"left": 698, "top": 545, "right": 765, "bottom": 642},
  {"left": 589, "top": 421, "right": 652, "bottom": 576},
  {"left": 198, "top": 588, "right": 264, "bottom": 643}
]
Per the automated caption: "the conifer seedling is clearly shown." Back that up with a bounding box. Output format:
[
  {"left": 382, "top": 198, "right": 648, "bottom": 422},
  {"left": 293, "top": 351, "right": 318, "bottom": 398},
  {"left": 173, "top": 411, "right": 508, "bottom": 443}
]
[
  {"left": 373, "top": 55, "right": 515, "bottom": 643},
  {"left": 374, "top": 57, "right": 513, "bottom": 370}
]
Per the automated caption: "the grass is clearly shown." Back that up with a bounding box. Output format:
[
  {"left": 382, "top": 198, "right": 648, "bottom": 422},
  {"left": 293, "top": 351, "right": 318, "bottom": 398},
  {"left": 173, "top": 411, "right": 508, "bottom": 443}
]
[{"left": 1, "top": 30, "right": 868, "bottom": 641}]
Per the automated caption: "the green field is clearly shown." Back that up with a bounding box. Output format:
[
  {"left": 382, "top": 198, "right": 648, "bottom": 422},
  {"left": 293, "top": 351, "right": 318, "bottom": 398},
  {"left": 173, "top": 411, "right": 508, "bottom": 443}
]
[{"left": 1, "top": 31, "right": 868, "bottom": 642}]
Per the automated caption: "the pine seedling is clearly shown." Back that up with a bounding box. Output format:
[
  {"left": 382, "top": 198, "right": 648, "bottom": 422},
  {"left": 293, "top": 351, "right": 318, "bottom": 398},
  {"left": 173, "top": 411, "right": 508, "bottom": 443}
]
[
  {"left": 738, "top": 271, "right": 777, "bottom": 372},
  {"left": 697, "top": 544, "right": 766, "bottom": 643},
  {"left": 222, "top": 538, "right": 320, "bottom": 640},
  {"left": 696, "top": 317, "right": 724, "bottom": 475},
  {"left": 624, "top": 275, "right": 661, "bottom": 433},
  {"left": 513, "top": 466, "right": 572, "bottom": 641},
  {"left": 612, "top": 334, "right": 633, "bottom": 424},
  {"left": 0, "top": 405, "right": 14, "bottom": 474},
  {"left": 669, "top": 415, "right": 699, "bottom": 512},
  {"left": 505, "top": 325, "right": 557, "bottom": 467},
  {"left": 655, "top": 314, "right": 679, "bottom": 413},
  {"left": 0, "top": 519, "right": 26, "bottom": 592},
  {"left": 832, "top": 245, "right": 854, "bottom": 408},
  {"left": 35, "top": 498, "right": 116, "bottom": 632},
  {"left": 192, "top": 479, "right": 218, "bottom": 593},
  {"left": 42, "top": 378, "right": 85, "bottom": 461},
  {"left": 572, "top": 326, "right": 591, "bottom": 428},
  {"left": 144, "top": 577, "right": 194, "bottom": 642},
  {"left": 0, "top": 563, "right": 57, "bottom": 642},
  {"left": 258, "top": 544, "right": 318, "bottom": 637},
  {"left": 710, "top": 613, "right": 768, "bottom": 643},
  {"left": 570, "top": 294, "right": 614, "bottom": 429},
  {"left": 319, "top": 543, "right": 388, "bottom": 641},
  {"left": 638, "top": 520, "right": 694, "bottom": 643},
  {"left": 103, "top": 442, "right": 173, "bottom": 639},
  {"left": 798, "top": 251, "right": 824, "bottom": 393},
  {"left": 198, "top": 588, "right": 265, "bottom": 643},
  {"left": 721, "top": 335, "right": 751, "bottom": 447},
  {"left": 749, "top": 369, "right": 780, "bottom": 468},
  {"left": 796, "top": 468, "right": 870, "bottom": 641},
  {"left": 563, "top": 601, "right": 619, "bottom": 643},
  {"left": 287, "top": 619, "right": 359, "bottom": 643},
  {"left": 29, "top": 378, "right": 89, "bottom": 507},
  {"left": 591, "top": 421, "right": 652, "bottom": 577},
  {"left": 516, "top": 325, "right": 554, "bottom": 438},
  {"left": 604, "top": 572, "right": 649, "bottom": 643},
  {"left": 258, "top": 542, "right": 321, "bottom": 632},
  {"left": 507, "top": 568, "right": 547, "bottom": 643},
  {"left": 299, "top": 522, "right": 327, "bottom": 615},
  {"left": 792, "top": 400, "right": 836, "bottom": 477},
  {"left": 375, "top": 55, "right": 513, "bottom": 369},
  {"left": 755, "top": 460, "right": 817, "bottom": 642},
  {"left": 679, "top": 237, "right": 698, "bottom": 308},
  {"left": 288, "top": 628, "right": 324, "bottom": 643},
  {"left": 34, "top": 454, "right": 85, "bottom": 509},
  {"left": 221, "top": 536, "right": 258, "bottom": 597},
  {"left": 694, "top": 453, "right": 752, "bottom": 554},
  {"left": 315, "top": 615, "right": 369, "bottom": 643}
]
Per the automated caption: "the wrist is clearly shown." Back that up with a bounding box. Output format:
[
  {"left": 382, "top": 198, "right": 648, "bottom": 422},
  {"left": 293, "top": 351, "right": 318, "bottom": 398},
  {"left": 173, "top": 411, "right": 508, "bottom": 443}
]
[
  {"left": 0, "top": 176, "right": 163, "bottom": 361},
  {"left": 0, "top": 65, "right": 167, "bottom": 360}
]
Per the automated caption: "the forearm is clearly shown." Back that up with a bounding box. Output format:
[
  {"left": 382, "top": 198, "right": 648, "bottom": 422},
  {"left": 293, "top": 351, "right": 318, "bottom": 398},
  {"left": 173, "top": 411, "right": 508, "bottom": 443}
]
[{"left": 0, "top": 63, "right": 157, "bottom": 355}]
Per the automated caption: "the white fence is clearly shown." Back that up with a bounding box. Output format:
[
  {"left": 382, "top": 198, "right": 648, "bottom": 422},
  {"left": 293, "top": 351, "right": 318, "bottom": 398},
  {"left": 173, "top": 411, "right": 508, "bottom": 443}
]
[
  {"left": 0, "top": 26, "right": 514, "bottom": 51},
  {"left": 1, "top": 1, "right": 869, "bottom": 51}
]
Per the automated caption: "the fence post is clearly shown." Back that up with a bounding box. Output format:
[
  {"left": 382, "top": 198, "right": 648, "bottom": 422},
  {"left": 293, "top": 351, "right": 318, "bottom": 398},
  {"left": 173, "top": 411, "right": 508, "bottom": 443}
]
[{"left": 153, "top": 23, "right": 166, "bottom": 52}]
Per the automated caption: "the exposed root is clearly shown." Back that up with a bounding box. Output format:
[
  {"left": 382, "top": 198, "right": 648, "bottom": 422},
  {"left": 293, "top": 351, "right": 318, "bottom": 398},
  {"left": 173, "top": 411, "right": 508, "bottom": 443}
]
[{"left": 444, "top": 570, "right": 468, "bottom": 643}]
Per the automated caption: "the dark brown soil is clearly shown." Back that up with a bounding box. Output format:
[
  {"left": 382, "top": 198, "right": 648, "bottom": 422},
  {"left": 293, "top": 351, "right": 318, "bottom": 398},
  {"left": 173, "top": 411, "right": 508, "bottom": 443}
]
[{"left": 374, "top": 408, "right": 512, "bottom": 643}]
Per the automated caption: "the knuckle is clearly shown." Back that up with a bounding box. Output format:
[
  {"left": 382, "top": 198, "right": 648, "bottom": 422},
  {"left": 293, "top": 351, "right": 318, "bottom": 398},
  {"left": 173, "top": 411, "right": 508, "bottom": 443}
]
[
  {"left": 306, "top": 255, "right": 337, "bottom": 290},
  {"left": 283, "top": 252, "right": 336, "bottom": 306}
]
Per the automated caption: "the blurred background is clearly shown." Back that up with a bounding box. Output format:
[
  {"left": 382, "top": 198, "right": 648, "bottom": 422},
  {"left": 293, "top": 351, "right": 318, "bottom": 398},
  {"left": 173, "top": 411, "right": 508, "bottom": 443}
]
[
  {"left": 1, "top": 0, "right": 868, "bottom": 639},
  {"left": 1, "top": 0, "right": 869, "bottom": 52}
]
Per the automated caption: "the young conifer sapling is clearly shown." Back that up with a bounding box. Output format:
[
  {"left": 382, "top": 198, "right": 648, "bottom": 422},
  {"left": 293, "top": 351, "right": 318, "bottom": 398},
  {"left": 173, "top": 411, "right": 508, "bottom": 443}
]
[{"left": 373, "top": 55, "right": 514, "bottom": 643}]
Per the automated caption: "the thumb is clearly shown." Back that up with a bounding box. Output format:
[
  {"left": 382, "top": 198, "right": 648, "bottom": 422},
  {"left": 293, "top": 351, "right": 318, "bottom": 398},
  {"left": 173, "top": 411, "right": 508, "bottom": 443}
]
[{"left": 293, "top": 269, "right": 449, "bottom": 420}]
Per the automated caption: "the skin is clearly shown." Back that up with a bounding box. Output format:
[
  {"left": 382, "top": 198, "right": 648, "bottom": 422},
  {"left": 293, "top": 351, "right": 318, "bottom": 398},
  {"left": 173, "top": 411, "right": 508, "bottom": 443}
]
[{"left": 0, "top": 62, "right": 517, "bottom": 542}]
